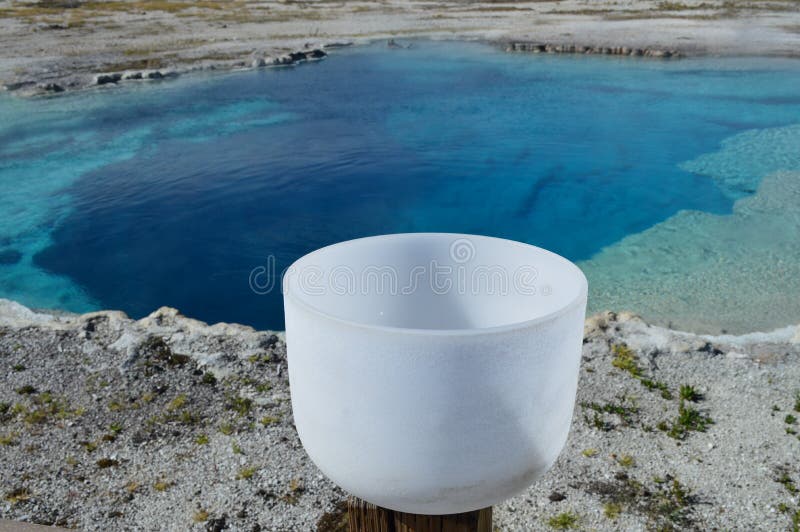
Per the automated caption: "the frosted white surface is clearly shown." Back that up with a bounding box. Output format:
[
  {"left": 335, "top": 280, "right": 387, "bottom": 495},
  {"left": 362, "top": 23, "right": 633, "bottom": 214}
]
[{"left": 284, "top": 233, "right": 587, "bottom": 514}]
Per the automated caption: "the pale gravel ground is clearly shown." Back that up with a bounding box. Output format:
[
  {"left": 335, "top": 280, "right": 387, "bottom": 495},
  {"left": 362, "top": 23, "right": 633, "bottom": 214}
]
[
  {"left": 1, "top": 0, "right": 800, "bottom": 95},
  {"left": 1, "top": 299, "right": 799, "bottom": 530}
]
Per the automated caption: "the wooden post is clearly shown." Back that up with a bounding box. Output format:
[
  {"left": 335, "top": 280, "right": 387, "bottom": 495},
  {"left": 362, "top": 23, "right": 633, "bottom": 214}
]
[{"left": 347, "top": 497, "right": 492, "bottom": 532}]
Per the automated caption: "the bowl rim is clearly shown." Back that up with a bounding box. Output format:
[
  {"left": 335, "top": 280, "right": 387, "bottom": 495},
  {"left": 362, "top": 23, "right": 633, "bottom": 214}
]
[{"left": 283, "top": 232, "right": 588, "bottom": 337}]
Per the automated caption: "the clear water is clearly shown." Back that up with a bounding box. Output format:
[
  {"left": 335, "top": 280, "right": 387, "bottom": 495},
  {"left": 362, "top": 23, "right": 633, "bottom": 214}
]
[{"left": 1, "top": 41, "right": 800, "bottom": 333}]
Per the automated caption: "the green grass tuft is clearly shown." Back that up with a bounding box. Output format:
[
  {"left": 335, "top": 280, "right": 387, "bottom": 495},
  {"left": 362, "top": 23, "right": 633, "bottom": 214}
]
[
  {"left": 260, "top": 415, "right": 281, "bottom": 426},
  {"left": 4, "top": 487, "right": 31, "bottom": 504},
  {"left": 611, "top": 344, "right": 641, "bottom": 377},
  {"left": 0, "top": 432, "right": 18, "bottom": 446},
  {"left": 584, "top": 473, "right": 696, "bottom": 529},
  {"left": 547, "top": 511, "right": 580, "bottom": 530},
  {"left": 581, "top": 400, "right": 638, "bottom": 431},
  {"left": 603, "top": 502, "right": 622, "bottom": 519},
  {"left": 96, "top": 457, "right": 119, "bottom": 468},
  {"left": 166, "top": 394, "right": 187, "bottom": 412},
  {"left": 659, "top": 400, "right": 713, "bottom": 440},
  {"left": 154, "top": 479, "right": 172, "bottom": 492},
  {"left": 236, "top": 466, "right": 257, "bottom": 480},
  {"left": 679, "top": 385, "right": 702, "bottom": 402},
  {"left": 226, "top": 395, "right": 253, "bottom": 416},
  {"left": 611, "top": 344, "right": 673, "bottom": 398},
  {"left": 776, "top": 471, "right": 797, "bottom": 495},
  {"left": 616, "top": 454, "right": 635, "bottom": 467}
]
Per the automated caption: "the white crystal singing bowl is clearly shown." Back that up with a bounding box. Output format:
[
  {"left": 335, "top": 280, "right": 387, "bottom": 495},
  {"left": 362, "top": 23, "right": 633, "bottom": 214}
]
[{"left": 283, "top": 233, "right": 587, "bottom": 515}]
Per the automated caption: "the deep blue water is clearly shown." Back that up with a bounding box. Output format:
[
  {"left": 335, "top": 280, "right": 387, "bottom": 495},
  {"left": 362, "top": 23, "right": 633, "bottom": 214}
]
[{"left": 2, "top": 41, "right": 800, "bottom": 331}]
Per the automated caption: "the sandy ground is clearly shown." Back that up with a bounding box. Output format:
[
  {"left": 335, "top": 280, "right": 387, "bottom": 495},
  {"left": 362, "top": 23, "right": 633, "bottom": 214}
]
[
  {"left": 1, "top": 300, "right": 799, "bottom": 530},
  {"left": 1, "top": 0, "right": 800, "bottom": 95}
]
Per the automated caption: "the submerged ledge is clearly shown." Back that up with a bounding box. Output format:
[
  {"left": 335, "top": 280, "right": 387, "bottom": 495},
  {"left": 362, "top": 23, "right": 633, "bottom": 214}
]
[
  {"left": 506, "top": 42, "right": 682, "bottom": 58},
  {"left": 0, "top": 298, "right": 799, "bottom": 530}
]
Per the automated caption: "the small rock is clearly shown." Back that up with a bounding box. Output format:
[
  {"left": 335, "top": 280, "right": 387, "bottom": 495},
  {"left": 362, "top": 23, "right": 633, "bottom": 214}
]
[
  {"left": 584, "top": 312, "right": 614, "bottom": 337},
  {"left": 548, "top": 491, "right": 567, "bottom": 502},
  {"left": 252, "top": 57, "right": 266, "bottom": 68},
  {"left": 38, "top": 82, "right": 65, "bottom": 93},
  {"left": 94, "top": 73, "right": 122, "bottom": 85},
  {"left": 616, "top": 311, "right": 640, "bottom": 323},
  {"left": 272, "top": 55, "right": 293, "bottom": 66},
  {"left": 4, "top": 80, "right": 36, "bottom": 91},
  {"left": 671, "top": 340, "right": 701, "bottom": 354},
  {"left": 698, "top": 342, "right": 723, "bottom": 356},
  {"left": 323, "top": 41, "right": 352, "bottom": 49},
  {"left": 306, "top": 49, "right": 327, "bottom": 59},
  {"left": 206, "top": 515, "right": 228, "bottom": 531},
  {"left": 260, "top": 334, "right": 279, "bottom": 349}
]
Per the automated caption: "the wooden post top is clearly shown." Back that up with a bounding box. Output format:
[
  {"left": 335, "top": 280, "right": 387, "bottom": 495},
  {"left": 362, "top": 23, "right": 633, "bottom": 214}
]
[{"left": 347, "top": 497, "right": 492, "bottom": 532}]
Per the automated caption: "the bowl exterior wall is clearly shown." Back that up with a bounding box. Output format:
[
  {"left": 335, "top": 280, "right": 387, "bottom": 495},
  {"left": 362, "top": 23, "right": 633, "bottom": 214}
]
[{"left": 285, "top": 296, "right": 586, "bottom": 514}]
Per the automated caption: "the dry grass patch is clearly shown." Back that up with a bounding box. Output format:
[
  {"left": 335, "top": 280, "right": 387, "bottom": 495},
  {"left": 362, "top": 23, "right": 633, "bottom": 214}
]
[
  {"left": 0, "top": 0, "right": 251, "bottom": 23},
  {"left": 460, "top": 5, "right": 538, "bottom": 11},
  {"left": 104, "top": 57, "right": 168, "bottom": 70}
]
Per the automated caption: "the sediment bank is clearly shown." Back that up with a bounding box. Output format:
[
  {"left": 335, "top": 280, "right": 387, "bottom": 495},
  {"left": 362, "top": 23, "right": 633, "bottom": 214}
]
[
  {"left": 1, "top": 0, "right": 800, "bottom": 97},
  {"left": 1, "top": 300, "right": 799, "bottom": 530}
]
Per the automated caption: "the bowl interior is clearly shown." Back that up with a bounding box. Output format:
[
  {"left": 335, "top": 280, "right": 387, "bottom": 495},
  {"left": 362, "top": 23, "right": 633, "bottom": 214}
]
[{"left": 285, "top": 233, "right": 586, "bottom": 331}]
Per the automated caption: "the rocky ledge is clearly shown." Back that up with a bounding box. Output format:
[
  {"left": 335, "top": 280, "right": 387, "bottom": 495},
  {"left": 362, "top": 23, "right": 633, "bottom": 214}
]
[
  {"left": 506, "top": 42, "right": 681, "bottom": 58},
  {"left": 3, "top": 46, "right": 332, "bottom": 97},
  {"left": 0, "top": 299, "right": 799, "bottom": 531},
  {"left": 92, "top": 48, "right": 328, "bottom": 89}
]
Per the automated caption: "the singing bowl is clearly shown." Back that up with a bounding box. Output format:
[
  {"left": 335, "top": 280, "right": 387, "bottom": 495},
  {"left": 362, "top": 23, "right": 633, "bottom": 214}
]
[{"left": 283, "top": 233, "right": 587, "bottom": 514}]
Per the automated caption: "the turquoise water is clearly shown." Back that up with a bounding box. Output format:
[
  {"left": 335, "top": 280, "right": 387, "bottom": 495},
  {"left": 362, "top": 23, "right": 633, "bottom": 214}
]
[{"left": 1, "top": 41, "right": 800, "bottom": 333}]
